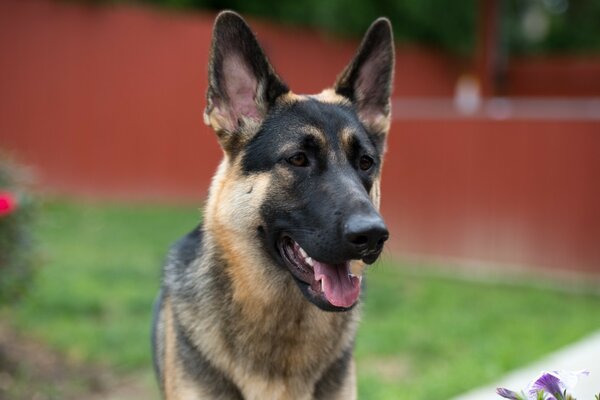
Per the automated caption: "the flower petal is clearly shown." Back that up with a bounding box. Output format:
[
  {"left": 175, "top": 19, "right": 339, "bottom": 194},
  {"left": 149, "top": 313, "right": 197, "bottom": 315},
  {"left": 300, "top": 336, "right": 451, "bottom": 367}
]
[
  {"left": 528, "top": 371, "right": 564, "bottom": 400},
  {"left": 555, "top": 369, "right": 589, "bottom": 390},
  {"left": 0, "top": 191, "right": 17, "bottom": 216},
  {"left": 497, "top": 387, "right": 525, "bottom": 399}
]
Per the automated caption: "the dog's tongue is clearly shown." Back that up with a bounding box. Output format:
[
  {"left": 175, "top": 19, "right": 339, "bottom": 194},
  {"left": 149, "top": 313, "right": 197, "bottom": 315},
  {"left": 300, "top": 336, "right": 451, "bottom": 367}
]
[{"left": 313, "top": 261, "right": 361, "bottom": 308}]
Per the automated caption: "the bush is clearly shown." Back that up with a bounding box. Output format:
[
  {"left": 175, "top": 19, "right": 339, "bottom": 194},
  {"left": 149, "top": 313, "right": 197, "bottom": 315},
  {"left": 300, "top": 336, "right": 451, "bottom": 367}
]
[
  {"left": 136, "top": 0, "right": 477, "bottom": 55},
  {"left": 505, "top": 0, "right": 600, "bottom": 55},
  {"left": 94, "top": 0, "right": 600, "bottom": 56},
  {"left": 0, "top": 156, "right": 37, "bottom": 305}
]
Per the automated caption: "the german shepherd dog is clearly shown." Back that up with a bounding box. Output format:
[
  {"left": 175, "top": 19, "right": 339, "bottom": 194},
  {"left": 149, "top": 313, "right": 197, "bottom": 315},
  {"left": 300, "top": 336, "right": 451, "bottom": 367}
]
[{"left": 152, "top": 11, "right": 394, "bottom": 399}]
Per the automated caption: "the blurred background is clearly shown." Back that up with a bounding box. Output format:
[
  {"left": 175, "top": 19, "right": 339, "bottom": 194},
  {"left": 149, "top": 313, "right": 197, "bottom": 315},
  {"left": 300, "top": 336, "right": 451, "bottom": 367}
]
[{"left": 1, "top": 0, "right": 599, "bottom": 399}]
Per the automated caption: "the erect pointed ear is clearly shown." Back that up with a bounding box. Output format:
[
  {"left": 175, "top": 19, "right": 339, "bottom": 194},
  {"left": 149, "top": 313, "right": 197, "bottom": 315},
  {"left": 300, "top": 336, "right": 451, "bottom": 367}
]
[
  {"left": 204, "top": 11, "right": 289, "bottom": 153},
  {"left": 335, "top": 18, "right": 394, "bottom": 139}
]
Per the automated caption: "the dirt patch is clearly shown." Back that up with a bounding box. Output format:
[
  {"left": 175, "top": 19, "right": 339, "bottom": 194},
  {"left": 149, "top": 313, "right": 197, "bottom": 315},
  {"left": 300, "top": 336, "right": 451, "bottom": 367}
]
[{"left": 0, "top": 323, "right": 157, "bottom": 400}]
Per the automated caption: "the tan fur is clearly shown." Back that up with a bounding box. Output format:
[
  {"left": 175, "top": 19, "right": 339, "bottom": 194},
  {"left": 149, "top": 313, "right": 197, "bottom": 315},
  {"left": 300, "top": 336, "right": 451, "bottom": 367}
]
[
  {"left": 278, "top": 91, "right": 309, "bottom": 104},
  {"left": 161, "top": 96, "right": 383, "bottom": 398},
  {"left": 155, "top": 13, "right": 394, "bottom": 399},
  {"left": 334, "top": 360, "right": 357, "bottom": 400},
  {"left": 339, "top": 126, "right": 356, "bottom": 156},
  {"left": 371, "top": 177, "right": 382, "bottom": 210},
  {"left": 271, "top": 124, "right": 328, "bottom": 163},
  {"left": 204, "top": 157, "right": 274, "bottom": 306},
  {"left": 204, "top": 87, "right": 267, "bottom": 152},
  {"left": 163, "top": 157, "right": 361, "bottom": 399},
  {"left": 312, "top": 89, "right": 352, "bottom": 106},
  {"left": 203, "top": 104, "right": 233, "bottom": 134},
  {"left": 358, "top": 110, "right": 391, "bottom": 136},
  {"left": 350, "top": 260, "right": 367, "bottom": 277},
  {"left": 163, "top": 297, "right": 210, "bottom": 400},
  {"left": 302, "top": 124, "right": 328, "bottom": 146}
]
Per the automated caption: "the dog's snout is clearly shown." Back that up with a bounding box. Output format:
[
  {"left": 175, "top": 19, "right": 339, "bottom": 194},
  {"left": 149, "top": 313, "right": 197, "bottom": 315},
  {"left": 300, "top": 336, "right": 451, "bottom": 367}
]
[{"left": 344, "top": 214, "right": 389, "bottom": 256}]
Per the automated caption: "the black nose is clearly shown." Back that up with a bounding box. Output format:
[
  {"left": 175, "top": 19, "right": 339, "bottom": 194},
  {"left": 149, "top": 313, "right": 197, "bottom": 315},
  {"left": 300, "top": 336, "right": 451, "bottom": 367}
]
[{"left": 343, "top": 214, "right": 389, "bottom": 258}]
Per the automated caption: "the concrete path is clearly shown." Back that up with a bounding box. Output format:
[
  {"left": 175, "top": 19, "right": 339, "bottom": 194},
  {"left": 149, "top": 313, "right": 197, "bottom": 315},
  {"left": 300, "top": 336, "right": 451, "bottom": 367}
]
[{"left": 453, "top": 330, "right": 600, "bottom": 400}]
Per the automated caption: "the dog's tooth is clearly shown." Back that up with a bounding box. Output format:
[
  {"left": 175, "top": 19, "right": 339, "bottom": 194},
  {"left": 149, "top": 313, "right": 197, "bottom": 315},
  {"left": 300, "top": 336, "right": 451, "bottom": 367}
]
[
  {"left": 305, "top": 257, "right": 314, "bottom": 267},
  {"left": 299, "top": 247, "right": 307, "bottom": 258},
  {"left": 349, "top": 272, "right": 362, "bottom": 284}
]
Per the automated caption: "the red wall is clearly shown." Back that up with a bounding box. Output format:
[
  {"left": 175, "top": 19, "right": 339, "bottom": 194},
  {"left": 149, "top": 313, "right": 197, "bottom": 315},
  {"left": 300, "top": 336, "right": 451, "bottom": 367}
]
[
  {"left": 1, "top": 0, "right": 599, "bottom": 273},
  {"left": 384, "top": 119, "right": 600, "bottom": 273},
  {"left": 508, "top": 56, "right": 600, "bottom": 97},
  {"left": 0, "top": 0, "right": 459, "bottom": 198}
]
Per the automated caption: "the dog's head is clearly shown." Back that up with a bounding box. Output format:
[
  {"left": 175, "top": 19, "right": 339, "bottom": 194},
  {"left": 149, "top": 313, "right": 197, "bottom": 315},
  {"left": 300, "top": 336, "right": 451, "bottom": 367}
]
[{"left": 204, "top": 11, "right": 394, "bottom": 312}]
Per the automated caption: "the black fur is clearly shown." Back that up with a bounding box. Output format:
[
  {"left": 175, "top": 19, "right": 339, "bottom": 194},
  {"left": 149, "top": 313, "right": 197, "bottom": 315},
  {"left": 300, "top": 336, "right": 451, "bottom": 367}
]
[
  {"left": 153, "top": 11, "right": 394, "bottom": 399},
  {"left": 313, "top": 347, "right": 354, "bottom": 399},
  {"left": 335, "top": 18, "right": 394, "bottom": 115},
  {"left": 176, "top": 319, "right": 244, "bottom": 399},
  {"left": 241, "top": 99, "right": 378, "bottom": 175}
]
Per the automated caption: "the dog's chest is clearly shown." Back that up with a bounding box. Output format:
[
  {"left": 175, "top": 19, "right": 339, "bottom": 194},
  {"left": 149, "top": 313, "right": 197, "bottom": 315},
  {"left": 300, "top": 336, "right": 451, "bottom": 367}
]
[
  {"left": 191, "top": 295, "right": 359, "bottom": 398},
  {"left": 225, "top": 311, "right": 357, "bottom": 400}
]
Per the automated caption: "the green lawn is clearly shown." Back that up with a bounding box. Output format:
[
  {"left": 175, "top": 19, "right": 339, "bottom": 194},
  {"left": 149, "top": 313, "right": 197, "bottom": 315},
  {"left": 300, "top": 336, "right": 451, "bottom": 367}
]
[
  {"left": 7, "top": 199, "right": 600, "bottom": 399},
  {"left": 9, "top": 200, "right": 201, "bottom": 370}
]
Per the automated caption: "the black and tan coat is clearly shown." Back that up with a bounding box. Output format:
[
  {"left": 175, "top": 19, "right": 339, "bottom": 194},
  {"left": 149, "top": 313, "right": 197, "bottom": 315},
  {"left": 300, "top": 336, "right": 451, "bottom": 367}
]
[{"left": 152, "top": 11, "right": 394, "bottom": 400}]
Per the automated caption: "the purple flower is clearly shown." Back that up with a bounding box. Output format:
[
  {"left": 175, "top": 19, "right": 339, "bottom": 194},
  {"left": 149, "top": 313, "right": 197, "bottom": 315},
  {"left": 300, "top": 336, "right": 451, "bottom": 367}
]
[
  {"left": 528, "top": 370, "right": 590, "bottom": 400},
  {"left": 528, "top": 372, "right": 564, "bottom": 399},
  {"left": 497, "top": 369, "right": 590, "bottom": 400},
  {"left": 497, "top": 387, "right": 526, "bottom": 399}
]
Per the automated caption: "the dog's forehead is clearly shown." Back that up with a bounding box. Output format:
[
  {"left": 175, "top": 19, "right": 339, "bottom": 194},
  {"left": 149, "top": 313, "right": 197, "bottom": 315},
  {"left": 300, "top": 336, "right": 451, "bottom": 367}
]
[
  {"left": 271, "top": 92, "right": 366, "bottom": 144},
  {"left": 240, "top": 91, "right": 373, "bottom": 174}
]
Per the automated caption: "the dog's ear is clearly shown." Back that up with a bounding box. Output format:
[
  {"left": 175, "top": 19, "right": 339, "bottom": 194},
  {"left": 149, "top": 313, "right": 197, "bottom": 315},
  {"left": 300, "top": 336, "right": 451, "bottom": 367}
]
[
  {"left": 204, "top": 11, "right": 289, "bottom": 152},
  {"left": 335, "top": 18, "right": 394, "bottom": 140}
]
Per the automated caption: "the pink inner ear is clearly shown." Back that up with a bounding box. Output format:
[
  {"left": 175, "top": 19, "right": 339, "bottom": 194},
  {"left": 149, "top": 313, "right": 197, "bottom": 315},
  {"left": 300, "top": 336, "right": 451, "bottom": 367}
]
[
  {"left": 356, "top": 60, "right": 378, "bottom": 99},
  {"left": 356, "top": 49, "right": 388, "bottom": 103},
  {"left": 223, "top": 54, "right": 261, "bottom": 121},
  {"left": 354, "top": 48, "right": 390, "bottom": 128}
]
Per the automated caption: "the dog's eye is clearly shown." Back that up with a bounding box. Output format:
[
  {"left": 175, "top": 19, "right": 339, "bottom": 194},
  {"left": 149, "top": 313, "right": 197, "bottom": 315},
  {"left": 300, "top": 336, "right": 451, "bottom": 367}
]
[
  {"left": 359, "top": 155, "right": 374, "bottom": 171},
  {"left": 287, "top": 152, "right": 309, "bottom": 167}
]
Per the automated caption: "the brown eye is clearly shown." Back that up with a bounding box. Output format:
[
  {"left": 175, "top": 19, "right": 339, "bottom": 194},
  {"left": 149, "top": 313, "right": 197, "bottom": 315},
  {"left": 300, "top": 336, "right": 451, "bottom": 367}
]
[
  {"left": 287, "top": 152, "right": 308, "bottom": 167},
  {"left": 359, "top": 155, "right": 374, "bottom": 171}
]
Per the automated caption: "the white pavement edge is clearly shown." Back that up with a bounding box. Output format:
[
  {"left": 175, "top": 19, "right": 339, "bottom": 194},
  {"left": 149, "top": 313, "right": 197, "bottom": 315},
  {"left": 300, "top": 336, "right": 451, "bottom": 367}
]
[{"left": 452, "top": 330, "right": 600, "bottom": 400}]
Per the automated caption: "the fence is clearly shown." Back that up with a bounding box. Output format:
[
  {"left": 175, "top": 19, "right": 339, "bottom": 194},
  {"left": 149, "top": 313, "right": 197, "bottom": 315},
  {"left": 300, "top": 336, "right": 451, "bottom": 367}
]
[{"left": 1, "top": 0, "right": 599, "bottom": 273}]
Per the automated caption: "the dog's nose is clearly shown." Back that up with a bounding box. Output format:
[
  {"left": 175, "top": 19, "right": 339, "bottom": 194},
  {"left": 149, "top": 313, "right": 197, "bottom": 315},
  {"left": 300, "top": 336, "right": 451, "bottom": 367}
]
[{"left": 344, "top": 214, "right": 389, "bottom": 256}]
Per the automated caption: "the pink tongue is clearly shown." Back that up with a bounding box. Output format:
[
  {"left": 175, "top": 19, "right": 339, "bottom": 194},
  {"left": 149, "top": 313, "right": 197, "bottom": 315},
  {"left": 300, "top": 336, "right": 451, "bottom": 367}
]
[{"left": 313, "top": 261, "right": 361, "bottom": 308}]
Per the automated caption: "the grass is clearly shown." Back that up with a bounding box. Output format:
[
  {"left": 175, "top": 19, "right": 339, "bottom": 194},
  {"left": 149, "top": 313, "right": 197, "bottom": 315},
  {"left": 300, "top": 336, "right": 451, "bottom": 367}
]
[
  {"left": 356, "top": 265, "right": 600, "bottom": 398},
  {"left": 8, "top": 199, "right": 201, "bottom": 370},
  {"left": 6, "top": 198, "right": 600, "bottom": 399}
]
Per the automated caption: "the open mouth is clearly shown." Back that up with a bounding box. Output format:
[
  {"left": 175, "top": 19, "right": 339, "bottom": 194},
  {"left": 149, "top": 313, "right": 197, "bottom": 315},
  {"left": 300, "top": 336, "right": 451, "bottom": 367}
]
[{"left": 278, "top": 236, "right": 362, "bottom": 309}]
